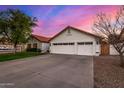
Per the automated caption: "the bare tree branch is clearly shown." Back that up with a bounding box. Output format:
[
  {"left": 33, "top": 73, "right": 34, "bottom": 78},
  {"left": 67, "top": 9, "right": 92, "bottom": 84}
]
[{"left": 93, "top": 6, "right": 124, "bottom": 67}]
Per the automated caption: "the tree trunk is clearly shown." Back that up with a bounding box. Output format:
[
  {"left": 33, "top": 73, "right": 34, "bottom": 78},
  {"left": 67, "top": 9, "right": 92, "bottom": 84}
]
[
  {"left": 120, "top": 53, "right": 124, "bottom": 67},
  {"left": 13, "top": 44, "right": 17, "bottom": 54}
]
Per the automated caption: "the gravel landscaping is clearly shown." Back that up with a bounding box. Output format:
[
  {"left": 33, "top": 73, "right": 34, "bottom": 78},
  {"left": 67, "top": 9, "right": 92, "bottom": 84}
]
[{"left": 94, "top": 56, "right": 124, "bottom": 88}]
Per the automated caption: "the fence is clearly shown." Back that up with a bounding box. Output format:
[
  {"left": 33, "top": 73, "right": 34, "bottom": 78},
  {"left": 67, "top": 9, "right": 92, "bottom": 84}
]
[{"left": 0, "top": 44, "right": 26, "bottom": 54}]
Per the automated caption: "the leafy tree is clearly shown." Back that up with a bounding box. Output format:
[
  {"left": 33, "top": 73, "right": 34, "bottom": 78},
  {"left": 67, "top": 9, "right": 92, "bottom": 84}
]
[
  {"left": 0, "top": 10, "right": 11, "bottom": 42},
  {"left": 0, "top": 9, "right": 37, "bottom": 53}
]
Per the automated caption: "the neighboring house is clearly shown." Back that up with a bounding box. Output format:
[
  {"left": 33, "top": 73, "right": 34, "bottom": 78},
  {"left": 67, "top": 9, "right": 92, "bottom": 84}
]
[
  {"left": 49, "top": 26, "right": 101, "bottom": 56},
  {"left": 102, "top": 43, "right": 123, "bottom": 55},
  {"left": 27, "top": 34, "right": 50, "bottom": 53},
  {"left": 99, "top": 35, "right": 124, "bottom": 56},
  {"left": 110, "top": 45, "right": 119, "bottom": 55},
  {"left": 0, "top": 35, "right": 26, "bottom": 53},
  {"left": 0, "top": 34, "right": 50, "bottom": 53}
]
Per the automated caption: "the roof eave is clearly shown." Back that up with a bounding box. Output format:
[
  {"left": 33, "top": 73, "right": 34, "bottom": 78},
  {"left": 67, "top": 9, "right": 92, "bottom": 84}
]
[{"left": 49, "top": 26, "right": 101, "bottom": 41}]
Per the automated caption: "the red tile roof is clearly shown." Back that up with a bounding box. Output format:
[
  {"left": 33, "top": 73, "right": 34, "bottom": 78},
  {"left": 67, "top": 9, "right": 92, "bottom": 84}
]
[
  {"left": 32, "top": 34, "right": 50, "bottom": 43},
  {"left": 49, "top": 26, "right": 100, "bottom": 41}
]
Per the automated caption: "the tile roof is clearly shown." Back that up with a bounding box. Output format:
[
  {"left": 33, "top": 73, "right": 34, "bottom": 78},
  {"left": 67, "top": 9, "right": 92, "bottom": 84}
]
[
  {"left": 32, "top": 34, "right": 50, "bottom": 43},
  {"left": 49, "top": 26, "right": 100, "bottom": 41}
]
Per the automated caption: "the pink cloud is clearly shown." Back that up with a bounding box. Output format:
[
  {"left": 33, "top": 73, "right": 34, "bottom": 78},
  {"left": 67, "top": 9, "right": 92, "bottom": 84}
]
[{"left": 32, "top": 6, "right": 121, "bottom": 37}]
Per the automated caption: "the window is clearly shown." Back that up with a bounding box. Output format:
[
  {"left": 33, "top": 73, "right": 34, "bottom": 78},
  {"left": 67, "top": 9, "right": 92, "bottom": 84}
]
[
  {"left": 53, "top": 43, "right": 57, "bottom": 45},
  {"left": 27, "top": 44, "right": 31, "bottom": 49},
  {"left": 52, "top": 42, "right": 74, "bottom": 45},
  {"left": 77, "top": 42, "right": 85, "bottom": 45},
  {"left": 85, "top": 42, "right": 93, "bottom": 45},
  {"left": 33, "top": 43, "right": 37, "bottom": 48},
  {"left": 63, "top": 43, "right": 68, "bottom": 45},
  {"left": 96, "top": 41, "right": 99, "bottom": 45},
  {"left": 68, "top": 29, "right": 71, "bottom": 34},
  {"left": 69, "top": 43, "right": 74, "bottom": 45},
  {"left": 58, "top": 43, "right": 62, "bottom": 45},
  {"left": 67, "top": 28, "right": 72, "bottom": 36},
  {"left": 77, "top": 42, "right": 93, "bottom": 45}
]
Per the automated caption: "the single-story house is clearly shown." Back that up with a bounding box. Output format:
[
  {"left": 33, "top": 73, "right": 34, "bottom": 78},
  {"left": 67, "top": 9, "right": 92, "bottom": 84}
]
[
  {"left": 100, "top": 40, "right": 119, "bottom": 55},
  {"left": 27, "top": 34, "right": 50, "bottom": 53},
  {"left": 0, "top": 27, "right": 121, "bottom": 55},
  {"left": 110, "top": 45, "right": 119, "bottom": 55},
  {"left": 49, "top": 26, "right": 101, "bottom": 56},
  {"left": 49, "top": 26, "right": 123, "bottom": 56},
  {"left": 0, "top": 35, "right": 26, "bottom": 53},
  {"left": 100, "top": 34, "right": 124, "bottom": 56},
  {"left": 0, "top": 34, "right": 50, "bottom": 53}
]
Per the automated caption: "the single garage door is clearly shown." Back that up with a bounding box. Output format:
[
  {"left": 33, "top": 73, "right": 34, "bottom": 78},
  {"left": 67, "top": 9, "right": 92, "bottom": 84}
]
[
  {"left": 77, "top": 42, "right": 93, "bottom": 55},
  {"left": 51, "top": 42, "right": 75, "bottom": 54}
]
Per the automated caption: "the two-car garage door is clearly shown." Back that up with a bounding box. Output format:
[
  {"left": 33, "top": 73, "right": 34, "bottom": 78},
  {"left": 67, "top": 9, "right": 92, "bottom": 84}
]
[{"left": 50, "top": 42, "right": 93, "bottom": 55}]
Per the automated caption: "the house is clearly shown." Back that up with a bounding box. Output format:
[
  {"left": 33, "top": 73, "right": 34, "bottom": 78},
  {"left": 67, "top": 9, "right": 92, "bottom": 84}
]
[
  {"left": 27, "top": 34, "right": 50, "bottom": 53},
  {"left": 0, "top": 35, "right": 26, "bottom": 53},
  {"left": 0, "top": 34, "right": 50, "bottom": 53},
  {"left": 99, "top": 33, "right": 124, "bottom": 56},
  {"left": 49, "top": 26, "right": 101, "bottom": 56},
  {"left": 110, "top": 45, "right": 119, "bottom": 55}
]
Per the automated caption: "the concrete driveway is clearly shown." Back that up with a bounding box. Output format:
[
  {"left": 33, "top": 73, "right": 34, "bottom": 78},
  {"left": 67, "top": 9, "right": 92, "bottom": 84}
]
[{"left": 0, "top": 54, "right": 93, "bottom": 88}]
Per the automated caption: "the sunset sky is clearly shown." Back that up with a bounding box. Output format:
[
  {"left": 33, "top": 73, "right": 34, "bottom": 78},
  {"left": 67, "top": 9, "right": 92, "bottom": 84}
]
[{"left": 0, "top": 5, "right": 121, "bottom": 37}]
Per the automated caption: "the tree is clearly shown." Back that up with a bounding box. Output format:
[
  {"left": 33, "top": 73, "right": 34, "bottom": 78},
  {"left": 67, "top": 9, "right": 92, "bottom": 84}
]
[
  {"left": 93, "top": 6, "right": 124, "bottom": 67},
  {"left": 0, "top": 9, "right": 37, "bottom": 53},
  {"left": 0, "top": 10, "right": 11, "bottom": 43}
]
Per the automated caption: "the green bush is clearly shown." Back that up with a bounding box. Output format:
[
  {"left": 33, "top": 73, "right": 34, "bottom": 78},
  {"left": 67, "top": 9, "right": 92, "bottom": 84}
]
[{"left": 26, "top": 48, "right": 41, "bottom": 52}]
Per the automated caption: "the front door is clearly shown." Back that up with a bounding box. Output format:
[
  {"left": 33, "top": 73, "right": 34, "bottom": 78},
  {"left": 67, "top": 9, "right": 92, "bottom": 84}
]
[{"left": 101, "top": 42, "right": 109, "bottom": 55}]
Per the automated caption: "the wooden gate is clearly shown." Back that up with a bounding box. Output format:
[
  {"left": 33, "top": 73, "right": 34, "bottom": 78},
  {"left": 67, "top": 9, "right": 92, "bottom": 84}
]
[{"left": 101, "top": 42, "right": 110, "bottom": 55}]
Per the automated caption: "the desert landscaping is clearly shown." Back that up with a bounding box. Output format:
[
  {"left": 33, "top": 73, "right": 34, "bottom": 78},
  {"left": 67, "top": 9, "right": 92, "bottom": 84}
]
[{"left": 94, "top": 56, "right": 124, "bottom": 88}]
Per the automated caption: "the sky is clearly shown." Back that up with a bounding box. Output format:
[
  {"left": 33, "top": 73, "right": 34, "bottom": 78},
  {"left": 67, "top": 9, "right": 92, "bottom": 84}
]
[{"left": 0, "top": 5, "right": 121, "bottom": 37}]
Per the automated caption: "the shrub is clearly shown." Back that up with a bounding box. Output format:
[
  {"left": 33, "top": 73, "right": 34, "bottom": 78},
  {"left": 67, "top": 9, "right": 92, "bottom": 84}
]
[{"left": 26, "top": 48, "right": 41, "bottom": 52}]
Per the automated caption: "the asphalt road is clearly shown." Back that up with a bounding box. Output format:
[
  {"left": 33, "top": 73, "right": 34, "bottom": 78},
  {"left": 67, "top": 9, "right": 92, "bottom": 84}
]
[{"left": 0, "top": 54, "right": 93, "bottom": 88}]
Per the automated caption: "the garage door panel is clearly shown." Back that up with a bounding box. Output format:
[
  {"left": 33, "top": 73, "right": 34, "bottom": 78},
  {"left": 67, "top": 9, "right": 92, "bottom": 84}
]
[
  {"left": 77, "top": 45, "right": 93, "bottom": 55},
  {"left": 51, "top": 45, "right": 75, "bottom": 54},
  {"left": 77, "top": 42, "right": 93, "bottom": 55}
]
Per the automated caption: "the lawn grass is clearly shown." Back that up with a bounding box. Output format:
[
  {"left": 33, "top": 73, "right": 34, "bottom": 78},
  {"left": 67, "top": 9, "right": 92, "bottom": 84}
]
[{"left": 0, "top": 52, "right": 42, "bottom": 62}]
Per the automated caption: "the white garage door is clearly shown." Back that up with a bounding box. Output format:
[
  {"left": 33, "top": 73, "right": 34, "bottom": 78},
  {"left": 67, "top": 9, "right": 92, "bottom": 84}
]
[
  {"left": 77, "top": 42, "right": 93, "bottom": 55},
  {"left": 51, "top": 42, "right": 75, "bottom": 54}
]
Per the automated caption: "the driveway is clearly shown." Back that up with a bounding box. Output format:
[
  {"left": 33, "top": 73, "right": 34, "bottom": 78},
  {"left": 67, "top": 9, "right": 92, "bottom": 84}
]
[{"left": 0, "top": 54, "right": 93, "bottom": 88}]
